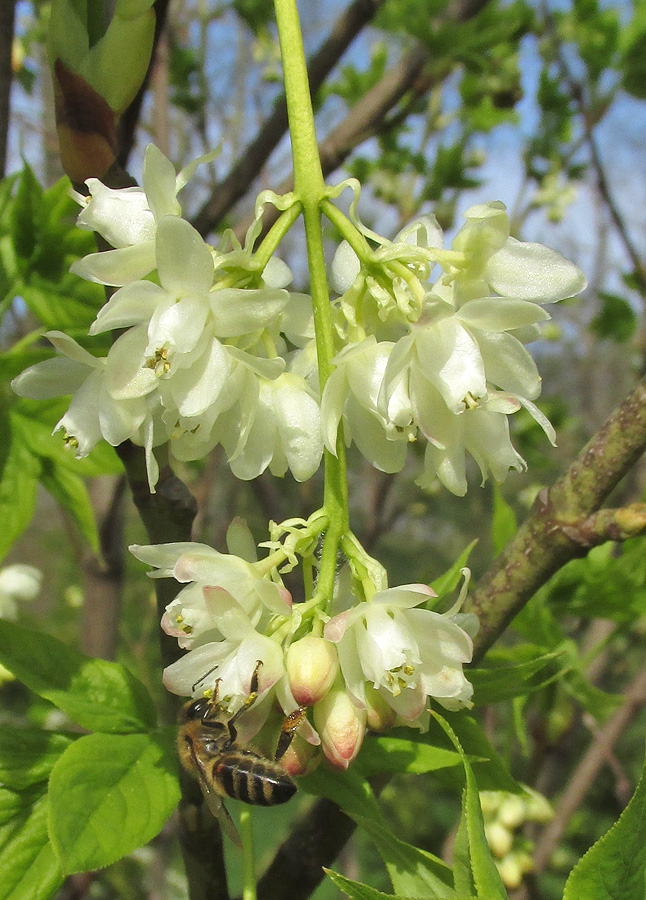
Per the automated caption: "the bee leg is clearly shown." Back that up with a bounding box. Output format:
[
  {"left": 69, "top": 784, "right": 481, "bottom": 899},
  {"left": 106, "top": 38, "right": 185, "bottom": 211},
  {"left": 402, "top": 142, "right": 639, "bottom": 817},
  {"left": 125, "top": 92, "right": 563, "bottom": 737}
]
[
  {"left": 226, "top": 660, "right": 263, "bottom": 743},
  {"left": 275, "top": 707, "right": 307, "bottom": 761}
]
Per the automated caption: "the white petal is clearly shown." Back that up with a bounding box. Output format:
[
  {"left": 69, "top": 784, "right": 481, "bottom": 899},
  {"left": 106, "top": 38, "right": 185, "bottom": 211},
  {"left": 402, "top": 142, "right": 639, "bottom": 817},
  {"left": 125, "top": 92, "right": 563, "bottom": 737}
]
[
  {"left": 486, "top": 238, "right": 587, "bottom": 302},
  {"left": 272, "top": 377, "right": 323, "bottom": 482},
  {"left": 331, "top": 240, "right": 361, "bottom": 294},
  {"left": 171, "top": 338, "right": 230, "bottom": 417},
  {"left": 458, "top": 298, "right": 550, "bottom": 331},
  {"left": 70, "top": 242, "right": 157, "bottom": 285},
  {"left": 210, "top": 288, "right": 288, "bottom": 337},
  {"left": 106, "top": 325, "right": 158, "bottom": 399},
  {"left": 477, "top": 331, "right": 541, "bottom": 399},
  {"left": 415, "top": 319, "right": 486, "bottom": 413},
  {"left": 12, "top": 357, "right": 89, "bottom": 399},
  {"left": 90, "top": 281, "right": 166, "bottom": 334},
  {"left": 143, "top": 144, "right": 181, "bottom": 220},
  {"left": 156, "top": 217, "right": 214, "bottom": 296},
  {"left": 320, "top": 368, "right": 348, "bottom": 455},
  {"left": 148, "top": 295, "right": 209, "bottom": 356},
  {"left": 78, "top": 181, "right": 155, "bottom": 248}
]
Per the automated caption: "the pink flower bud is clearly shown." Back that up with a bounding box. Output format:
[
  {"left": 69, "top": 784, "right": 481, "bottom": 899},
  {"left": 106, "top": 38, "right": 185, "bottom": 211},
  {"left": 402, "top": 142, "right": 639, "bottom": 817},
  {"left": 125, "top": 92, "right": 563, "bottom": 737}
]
[
  {"left": 279, "top": 733, "right": 321, "bottom": 776},
  {"left": 286, "top": 635, "right": 339, "bottom": 706},
  {"left": 364, "top": 683, "right": 397, "bottom": 732},
  {"left": 313, "top": 686, "right": 366, "bottom": 769}
]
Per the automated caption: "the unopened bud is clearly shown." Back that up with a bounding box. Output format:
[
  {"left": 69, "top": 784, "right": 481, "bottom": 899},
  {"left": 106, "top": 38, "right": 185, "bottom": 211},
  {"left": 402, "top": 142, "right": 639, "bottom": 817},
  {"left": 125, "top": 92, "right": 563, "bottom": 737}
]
[
  {"left": 279, "top": 733, "right": 321, "bottom": 776},
  {"left": 498, "top": 854, "right": 524, "bottom": 889},
  {"left": 498, "top": 794, "right": 525, "bottom": 829},
  {"left": 485, "top": 821, "right": 513, "bottom": 859},
  {"left": 364, "top": 683, "right": 396, "bottom": 732},
  {"left": 286, "top": 636, "right": 339, "bottom": 706},
  {"left": 313, "top": 686, "right": 366, "bottom": 769}
]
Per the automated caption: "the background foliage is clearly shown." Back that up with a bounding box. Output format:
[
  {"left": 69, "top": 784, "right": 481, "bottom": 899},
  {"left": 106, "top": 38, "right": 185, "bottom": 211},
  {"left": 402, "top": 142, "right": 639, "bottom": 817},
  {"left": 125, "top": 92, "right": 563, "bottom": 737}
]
[{"left": 2, "top": 1, "right": 646, "bottom": 899}]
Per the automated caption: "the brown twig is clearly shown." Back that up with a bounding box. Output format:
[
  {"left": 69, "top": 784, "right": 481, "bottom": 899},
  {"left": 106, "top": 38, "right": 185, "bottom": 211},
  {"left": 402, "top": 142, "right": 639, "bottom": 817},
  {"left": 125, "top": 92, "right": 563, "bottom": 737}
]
[
  {"left": 468, "top": 375, "right": 646, "bottom": 660},
  {"left": 0, "top": 0, "right": 16, "bottom": 178}
]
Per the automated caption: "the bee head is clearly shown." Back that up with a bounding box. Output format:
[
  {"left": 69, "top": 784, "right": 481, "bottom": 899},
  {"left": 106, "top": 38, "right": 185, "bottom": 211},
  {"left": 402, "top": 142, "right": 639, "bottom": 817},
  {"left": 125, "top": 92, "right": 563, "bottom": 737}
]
[{"left": 179, "top": 697, "right": 212, "bottom": 723}]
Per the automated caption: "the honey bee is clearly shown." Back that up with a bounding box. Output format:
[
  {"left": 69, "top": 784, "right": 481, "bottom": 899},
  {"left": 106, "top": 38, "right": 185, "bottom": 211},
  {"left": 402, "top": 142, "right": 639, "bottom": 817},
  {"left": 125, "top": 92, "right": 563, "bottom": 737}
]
[{"left": 178, "top": 662, "right": 305, "bottom": 847}]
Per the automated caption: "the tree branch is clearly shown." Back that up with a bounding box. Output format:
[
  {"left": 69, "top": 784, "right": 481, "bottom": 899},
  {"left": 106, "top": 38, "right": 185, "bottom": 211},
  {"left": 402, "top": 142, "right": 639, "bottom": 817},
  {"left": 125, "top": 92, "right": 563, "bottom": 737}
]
[
  {"left": 0, "top": 0, "right": 16, "bottom": 178},
  {"left": 469, "top": 375, "right": 646, "bottom": 660}
]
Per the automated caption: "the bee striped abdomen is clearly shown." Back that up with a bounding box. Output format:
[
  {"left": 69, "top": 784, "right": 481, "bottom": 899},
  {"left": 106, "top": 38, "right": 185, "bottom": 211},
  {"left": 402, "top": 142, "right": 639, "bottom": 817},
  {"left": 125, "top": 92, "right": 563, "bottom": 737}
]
[{"left": 215, "top": 751, "right": 296, "bottom": 806}]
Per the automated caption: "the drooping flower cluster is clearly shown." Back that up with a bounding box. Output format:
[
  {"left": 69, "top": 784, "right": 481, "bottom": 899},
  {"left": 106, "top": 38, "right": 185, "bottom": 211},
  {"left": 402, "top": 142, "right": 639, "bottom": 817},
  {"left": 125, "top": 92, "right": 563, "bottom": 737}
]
[
  {"left": 130, "top": 530, "right": 477, "bottom": 772},
  {"left": 323, "top": 195, "right": 587, "bottom": 495},
  {"left": 12, "top": 149, "right": 585, "bottom": 497},
  {"left": 12, "top": 146, "right": 322, "bottom": 489}
]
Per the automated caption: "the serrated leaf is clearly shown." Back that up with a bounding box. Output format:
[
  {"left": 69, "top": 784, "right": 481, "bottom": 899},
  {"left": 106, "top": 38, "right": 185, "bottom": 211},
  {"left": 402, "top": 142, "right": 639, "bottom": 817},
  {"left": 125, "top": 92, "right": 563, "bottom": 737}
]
[
  {"left": 0, "top": 787, "right": 63, "bottom": 900},
  {"left": 0, "top": 620, "right": 156, "bottom": 733},
  {"left": 48, "top": 731, "right": 180, "bottom": 874},
  {"left": 563, "top": 743, "right": 646, "bottom": 900},
  {"left": 357, "top": 734, "right": 461, "bottom": 777},
  {"left": 324, "top": 868, "right": 415, "bottom": 900},
  {"left": 0, "top": 728, "right": 74, "bottom": 789},
  {"left": 424, "top": 713, "right": 521, "bottom": 793},
  {"left": 432, "top": 713, "right": 506, "bottom": 900},
  {"left": 300, "top": 763, "right": 384, "bottom": 823},
  {"left": 469, "top": 647, "right": 566, "bottom": 704},
  {"left": 351, "top": 814, "right": 455, "bottom": 899}
]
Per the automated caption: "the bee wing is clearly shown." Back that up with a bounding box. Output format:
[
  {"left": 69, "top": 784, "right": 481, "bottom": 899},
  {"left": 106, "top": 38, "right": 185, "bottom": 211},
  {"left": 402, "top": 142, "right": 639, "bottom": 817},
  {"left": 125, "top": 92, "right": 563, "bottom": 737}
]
[
  {"left": 202, "top": 784, "right": 242, "bottom": 849},
  {"left": 188, "top": 744, "right": 242, "bottom": 848}
]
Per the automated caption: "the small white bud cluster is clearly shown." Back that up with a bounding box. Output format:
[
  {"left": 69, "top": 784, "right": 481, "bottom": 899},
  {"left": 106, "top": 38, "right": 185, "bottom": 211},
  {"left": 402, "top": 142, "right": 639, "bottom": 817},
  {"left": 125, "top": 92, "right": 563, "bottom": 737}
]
[{"left": 481, "top": 788, "right": 554, "bottom": 888}]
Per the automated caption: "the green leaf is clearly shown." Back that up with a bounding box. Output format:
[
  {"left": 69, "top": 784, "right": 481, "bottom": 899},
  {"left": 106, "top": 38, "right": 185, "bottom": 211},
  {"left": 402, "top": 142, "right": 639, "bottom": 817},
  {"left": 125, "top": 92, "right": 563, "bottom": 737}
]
[
  {"left": 40, "top": 458, "right": 99, "bottom": 553},
  {"left": 430, "top": 540, "right": 478, "bottom": 600},
  {"left": 469, "top": 646, "right": 566, "bottom": 704},
  {"left": 0, "top": 787, "right": 64, "bottom": 900},
  {"left": 0, "top": 620, "right": 156, "bottom": 733},
  {"left": 48, "top": 731, "right": 180, "bottom": 874},
  {"left": 10, "top": 164, "right": 42, "bottom": 261},
  {"left": 563, "top": 743, "right": 646, "bottom": 900},
  {"left": 324, "top": 869, "right": 417, "bottom": 900},
  {"left": 0, "top": 409, "right": 40, "bottom": 562},
  {"left": 351, "top": 814, "right": 455, "bottom": 899},
  {"left": 491, "top": 487, "right": 517, "bottom": 556},
  {"left": 590, "top": 292, "right": 637, "bottom": 343},
  {"left": 0, "top": 728, "right": 74, "bottom": 789},
  {"left": 425, "top": 713, "right": 521, "bottom": 793},
  {"left": 300, "top": 763, "right": 384, "bottom": 823},
  {"left": 432, "top": 713, "right": 507, "bottom": 900},
  {"left": 357, "top": 733, "right": 462, "bottom": 777}
]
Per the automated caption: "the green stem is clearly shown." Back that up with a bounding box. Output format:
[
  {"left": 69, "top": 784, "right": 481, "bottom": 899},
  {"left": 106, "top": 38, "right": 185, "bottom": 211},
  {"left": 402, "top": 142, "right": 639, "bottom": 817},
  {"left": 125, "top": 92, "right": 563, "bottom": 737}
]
[
  {"left": 240, "top": 807, "right": 257, "bottom": 900},
  {"left": 254, "top": 201, "right": 303, "bottom": 271},
  {"left": 274, "top": 0, "right": 350, "bottom": 605}
]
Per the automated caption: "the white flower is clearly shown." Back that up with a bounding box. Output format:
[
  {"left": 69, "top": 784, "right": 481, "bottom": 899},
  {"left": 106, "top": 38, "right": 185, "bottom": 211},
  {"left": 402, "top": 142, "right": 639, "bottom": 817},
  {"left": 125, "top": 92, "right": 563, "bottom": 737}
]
[
  {"left": 0, "top": 564, "right": 42, "bottom": 620},
  {"left": 11, "top": 332, "right": 164, "bottom": 486},
  {"left": 225, "top": 371, "right": 323, "bottom": 483},
  {"left": 70, "top": 144, "right": 217, "bottom": 286},
  {"left": 450, "top": 202, "right": 587, "bottom": 304},
  {"left": 324, "top": 583, "right": 477, "bottom": 723},
  {"left": 130, "top": 541, "right": 292, "bottom": 650},
  {"left": 321, "top": 338, "right": 411, "bottom": 473},
  {"left": 162, "top": 587, "right": 287, "bottom": 705}
]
